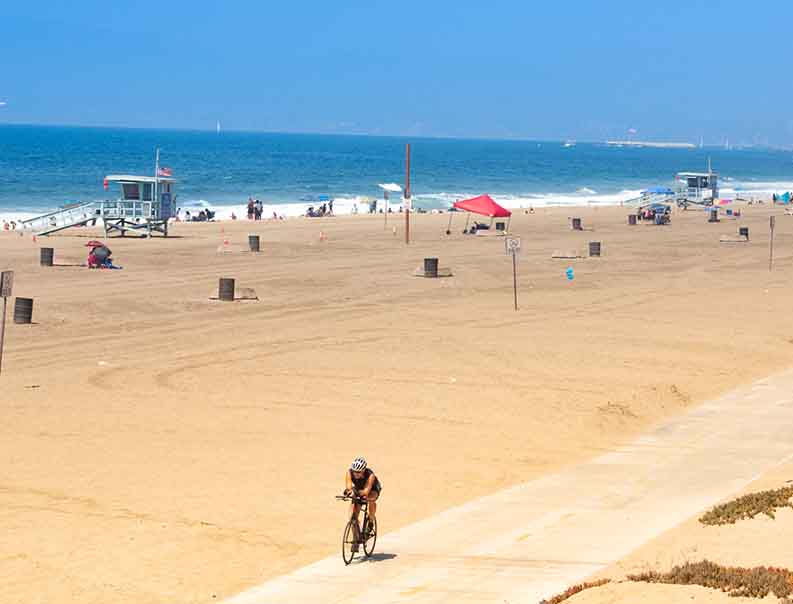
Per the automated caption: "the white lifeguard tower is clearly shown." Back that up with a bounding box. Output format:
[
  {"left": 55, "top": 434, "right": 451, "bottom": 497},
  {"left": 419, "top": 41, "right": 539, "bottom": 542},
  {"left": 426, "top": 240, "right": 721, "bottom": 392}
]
[
  {"left": 101, "top": 173, "right": 176, "bottom": 237},
  {"left": 675, "top": 171, "right": 718, "bottom": 208}
]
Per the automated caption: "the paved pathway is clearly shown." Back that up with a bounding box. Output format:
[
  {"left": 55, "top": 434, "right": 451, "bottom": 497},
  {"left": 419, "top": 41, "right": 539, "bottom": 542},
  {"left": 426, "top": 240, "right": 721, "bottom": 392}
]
[{"left": 225, "top": 370, "right": 793, "bottom": 604}]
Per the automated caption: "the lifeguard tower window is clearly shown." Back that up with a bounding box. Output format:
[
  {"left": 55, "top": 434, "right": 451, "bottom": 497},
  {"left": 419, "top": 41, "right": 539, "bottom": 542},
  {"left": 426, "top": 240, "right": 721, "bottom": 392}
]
[
  {"left": 122, "top": 183, "right": 140, "bottom": 200},
  {"left": 142, "top": 183, "right": 153, "bottom": 201},
  {"left": 688, "top": 176, "right": 709, "bottom": 188}
]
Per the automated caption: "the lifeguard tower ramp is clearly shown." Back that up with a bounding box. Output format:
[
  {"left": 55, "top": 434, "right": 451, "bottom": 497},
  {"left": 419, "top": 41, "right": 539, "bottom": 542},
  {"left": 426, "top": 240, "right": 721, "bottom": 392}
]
[{"left": 21, "top": 202, "right": 100, "bottom": 236}]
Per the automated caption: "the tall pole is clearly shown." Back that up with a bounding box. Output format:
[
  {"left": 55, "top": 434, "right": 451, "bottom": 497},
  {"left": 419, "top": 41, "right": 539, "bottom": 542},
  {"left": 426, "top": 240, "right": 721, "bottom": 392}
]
[
  {"left": 405, "top": 143, "right": 411, "bottom": 244},
  {"left": 0, "top": 297, "right": 7, "bottom": 375},
  {"left": 512, "top": 252, "right": 518, "bottom": 311},
  {"left": 769, "top": 215, "right": 775, "bottom": 271}
]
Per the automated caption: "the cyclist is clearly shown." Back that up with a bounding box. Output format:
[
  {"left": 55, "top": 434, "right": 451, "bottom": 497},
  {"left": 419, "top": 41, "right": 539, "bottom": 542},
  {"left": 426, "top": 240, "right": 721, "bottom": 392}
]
[{"left": 344, "top": 457, "right": 381, "bottom": 550}]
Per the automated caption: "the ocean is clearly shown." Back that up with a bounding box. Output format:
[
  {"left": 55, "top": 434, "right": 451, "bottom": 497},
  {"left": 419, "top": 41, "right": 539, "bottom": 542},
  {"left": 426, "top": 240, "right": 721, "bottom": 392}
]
[{"left": 1, "top": 124, "right": 792, "bottom": 221}]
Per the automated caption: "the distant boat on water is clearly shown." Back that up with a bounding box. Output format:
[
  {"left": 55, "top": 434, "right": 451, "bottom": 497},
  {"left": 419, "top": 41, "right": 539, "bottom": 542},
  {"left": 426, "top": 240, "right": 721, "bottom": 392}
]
[{"left": 563, "top": 140, "right": 576, "bottom": 148}]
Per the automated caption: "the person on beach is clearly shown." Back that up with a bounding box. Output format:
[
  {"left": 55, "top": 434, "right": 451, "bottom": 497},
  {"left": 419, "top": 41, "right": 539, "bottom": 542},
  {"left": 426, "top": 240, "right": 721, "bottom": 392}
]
[
  {"left": 254, "top": 199, "right": 263, "bottom": 220},
  {"left": 328, "top": 199, "right": 334, "bottom": 215},
  {"left": 344, "top": 457, "right": 381, "bottom": 552}
]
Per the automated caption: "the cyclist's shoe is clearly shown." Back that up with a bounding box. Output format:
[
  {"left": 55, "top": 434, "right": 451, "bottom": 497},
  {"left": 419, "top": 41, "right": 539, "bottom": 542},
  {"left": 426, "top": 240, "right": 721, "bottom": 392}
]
[{"left": 365, "top": 519, "right": 375, "bottom": 536}]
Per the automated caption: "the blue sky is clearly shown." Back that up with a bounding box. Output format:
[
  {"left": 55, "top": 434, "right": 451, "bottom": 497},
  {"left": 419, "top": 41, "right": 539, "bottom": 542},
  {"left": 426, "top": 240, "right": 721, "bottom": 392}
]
[{"left": 2, "top": 1, "right": 792, "bottom": 143}]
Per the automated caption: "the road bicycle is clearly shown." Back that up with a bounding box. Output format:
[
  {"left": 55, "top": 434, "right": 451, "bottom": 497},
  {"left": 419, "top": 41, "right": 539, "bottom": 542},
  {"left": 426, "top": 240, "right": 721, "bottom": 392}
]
[{"left": 336, "top": 493, "right": 377, "bottom": 565}]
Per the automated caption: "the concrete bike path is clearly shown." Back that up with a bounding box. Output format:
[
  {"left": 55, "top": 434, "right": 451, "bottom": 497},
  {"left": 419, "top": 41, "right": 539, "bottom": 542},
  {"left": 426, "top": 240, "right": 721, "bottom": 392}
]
[{"left": 225, "top": 370, "right": 793, "bottom": 604}]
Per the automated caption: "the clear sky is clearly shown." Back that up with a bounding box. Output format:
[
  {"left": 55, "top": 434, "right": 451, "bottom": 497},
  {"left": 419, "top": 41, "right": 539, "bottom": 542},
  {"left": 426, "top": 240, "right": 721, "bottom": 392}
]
[{"left": 2, "top": 1, "right": 792, "bottom": 144}]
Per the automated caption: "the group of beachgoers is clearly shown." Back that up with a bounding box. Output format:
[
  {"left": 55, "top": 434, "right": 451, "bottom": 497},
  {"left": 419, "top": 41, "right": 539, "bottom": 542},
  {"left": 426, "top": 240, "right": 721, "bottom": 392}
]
[
  {"left": 174, "top": 208, "right": 215, "bottom": 222},
  {"left": 2, "top": 220, "right": 19, "bottom": 230}
]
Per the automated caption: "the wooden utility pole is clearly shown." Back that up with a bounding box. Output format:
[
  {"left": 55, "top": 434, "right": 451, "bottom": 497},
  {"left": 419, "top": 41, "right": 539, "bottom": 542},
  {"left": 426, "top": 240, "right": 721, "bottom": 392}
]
[{"left": 405, "top": 143, "right": 411, "bottom": 244}]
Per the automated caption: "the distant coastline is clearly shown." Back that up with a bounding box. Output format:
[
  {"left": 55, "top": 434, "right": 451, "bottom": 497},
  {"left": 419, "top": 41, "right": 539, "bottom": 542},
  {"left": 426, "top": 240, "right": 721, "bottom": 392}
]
[{"left": 606, "top": 140, "right": 696, "bottom": 149}]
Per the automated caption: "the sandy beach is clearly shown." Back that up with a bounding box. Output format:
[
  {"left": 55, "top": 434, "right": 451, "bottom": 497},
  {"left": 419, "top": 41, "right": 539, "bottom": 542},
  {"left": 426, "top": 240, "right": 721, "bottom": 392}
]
[{"left": 2, "top": 204, "right": 793, "bottom": 604}]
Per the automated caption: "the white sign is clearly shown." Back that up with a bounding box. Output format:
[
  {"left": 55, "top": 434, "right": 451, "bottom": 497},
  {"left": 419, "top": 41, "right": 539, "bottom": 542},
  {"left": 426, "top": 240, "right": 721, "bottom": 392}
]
[
  {"left": 505, "top": 236, "right": 521, "bottom": 255},
  {"left": 0, "top": 271, "right": 13, "bottom": 298}
]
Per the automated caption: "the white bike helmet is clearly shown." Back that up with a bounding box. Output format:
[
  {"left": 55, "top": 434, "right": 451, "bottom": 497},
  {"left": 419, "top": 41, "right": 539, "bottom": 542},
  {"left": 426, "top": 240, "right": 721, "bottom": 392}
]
[{"left": 350, "top": 457, "right": 367, "bottom": 472}]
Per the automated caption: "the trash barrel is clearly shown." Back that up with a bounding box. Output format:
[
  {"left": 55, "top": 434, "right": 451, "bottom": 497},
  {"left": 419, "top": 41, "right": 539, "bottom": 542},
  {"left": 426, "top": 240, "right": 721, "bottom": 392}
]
[
  {"left": 423, "top": 258, "right": 439, "bottom": 278},
  {"left": 13, "top": 297, "right": 33, "bottom": 324},
  {"left": 218, "top": 278, "right": 235, "bottom": 301},
  {"left": 589, "top": 241, "right": 601, "bottom": 257},
  {"left": 40, "top": 247, "right": 54, "bottom": 267},
  {"left": 708, "top": 209, "right": 719, "bottom": 223},
  {"left": 739, "top": 227, "right": 749, "bottom": 239},
  {"left": 248, "top": 235, "right": 260, "bottom": 252},
  {"left": 571, "top": 218, "right": 582, "bottom": 230},
  {"left": 628, "top": 214, "right": 637, "bottom": 226}
]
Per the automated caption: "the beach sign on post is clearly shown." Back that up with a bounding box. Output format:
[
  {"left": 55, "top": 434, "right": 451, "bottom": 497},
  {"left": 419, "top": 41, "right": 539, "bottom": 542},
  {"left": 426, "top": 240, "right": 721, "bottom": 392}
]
[
  {"left": 0, "top": 270, "right": 13, "bottom": 376},
  {"left": 505, "top": 236, "right": 521, "bottom": 310}
]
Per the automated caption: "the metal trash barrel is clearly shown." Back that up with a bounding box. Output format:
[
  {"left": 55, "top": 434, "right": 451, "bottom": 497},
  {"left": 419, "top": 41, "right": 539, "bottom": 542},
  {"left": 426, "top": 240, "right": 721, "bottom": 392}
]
[
  {"left": 571, "top": 217, "right": 582, "bottom": 230},
  {"left": 248, "top": 235, "right": 260, "bottom": 252},
  {"left": 424, "top": 258, "right": 439, "bottom": 278},
  {"left": 495, "top": 221, "right": 506, "bottom": 231},
  {"left": 708, "top": 209, "right": 719, "bottom": 223},
  {"left": 739, "top": 227, "right": 749, "bottom": 239},
  {"left": 628, "top": 214, "right": 637, "bottom": 225},
  {"left": 40, "top": 247, "right": 54, "bottom": 267},
  {"left": 589, "top": 241, "right": 601, "bottom": 257},
  {"left": 13, "top": 297, "right": 33, "bottom": 324},
  {"left": 218, "top": 278, "right": 235, "bottom": 301}
]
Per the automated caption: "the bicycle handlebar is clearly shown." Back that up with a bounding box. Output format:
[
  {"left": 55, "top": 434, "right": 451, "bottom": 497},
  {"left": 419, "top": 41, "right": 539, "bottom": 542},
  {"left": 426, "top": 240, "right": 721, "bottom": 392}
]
[{"left": 336, "top": 494, "right": 367, "bottom": 503}]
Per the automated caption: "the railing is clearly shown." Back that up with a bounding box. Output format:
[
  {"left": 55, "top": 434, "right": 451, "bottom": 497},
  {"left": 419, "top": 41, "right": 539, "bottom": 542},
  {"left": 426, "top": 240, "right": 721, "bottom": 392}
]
[
  {"left": 20, "top": 202, "right": 99, "bottom": 234},
  {"left": 101, "top": 200, "right": 157, "bottom": 220}
]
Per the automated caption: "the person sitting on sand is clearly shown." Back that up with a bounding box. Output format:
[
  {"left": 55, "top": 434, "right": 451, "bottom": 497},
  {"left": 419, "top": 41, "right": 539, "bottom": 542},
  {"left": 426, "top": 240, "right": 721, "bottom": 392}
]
[{"left": 344, "top": 457, "right": 381, "bottom": 552}]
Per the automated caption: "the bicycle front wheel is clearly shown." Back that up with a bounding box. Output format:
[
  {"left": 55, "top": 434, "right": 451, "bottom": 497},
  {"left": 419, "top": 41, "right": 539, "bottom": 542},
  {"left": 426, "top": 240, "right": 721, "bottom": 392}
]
[
  {"left": 342, "top": 519, "right": 358, "bottom": 565},
  {"left": 363, "top": 516, "right": 377, "bottom": 557}
]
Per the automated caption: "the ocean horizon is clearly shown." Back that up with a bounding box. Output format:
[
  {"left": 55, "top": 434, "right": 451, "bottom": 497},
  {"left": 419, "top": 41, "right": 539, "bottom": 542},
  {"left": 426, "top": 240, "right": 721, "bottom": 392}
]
[{"left": 2, "top": 123, "right": 792, "bottom": 221}]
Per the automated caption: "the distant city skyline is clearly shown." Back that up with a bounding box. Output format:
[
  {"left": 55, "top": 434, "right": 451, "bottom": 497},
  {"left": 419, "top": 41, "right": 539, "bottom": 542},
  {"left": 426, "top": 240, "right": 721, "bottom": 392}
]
[{"left": 2, "top": 1, "right": 792, "bottom": 145}]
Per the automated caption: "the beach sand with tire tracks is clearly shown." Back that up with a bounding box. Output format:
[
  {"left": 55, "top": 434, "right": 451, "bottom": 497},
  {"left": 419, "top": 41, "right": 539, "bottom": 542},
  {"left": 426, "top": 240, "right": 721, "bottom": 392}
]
[{"left": 1, "top": 204, "right": 792, "bottom": 603}]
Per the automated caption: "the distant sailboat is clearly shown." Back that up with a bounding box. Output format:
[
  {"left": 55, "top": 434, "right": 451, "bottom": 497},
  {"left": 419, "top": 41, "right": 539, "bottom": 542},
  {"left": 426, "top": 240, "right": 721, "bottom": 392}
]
[{"left": 216, "top": 120, "right": 221, "bottom": 134}]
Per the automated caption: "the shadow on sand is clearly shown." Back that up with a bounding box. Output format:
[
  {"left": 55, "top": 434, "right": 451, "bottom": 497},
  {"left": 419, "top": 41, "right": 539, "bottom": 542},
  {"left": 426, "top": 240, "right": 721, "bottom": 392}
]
[{"left": 357, "top": 552, "right": 397, "bottom": 564}]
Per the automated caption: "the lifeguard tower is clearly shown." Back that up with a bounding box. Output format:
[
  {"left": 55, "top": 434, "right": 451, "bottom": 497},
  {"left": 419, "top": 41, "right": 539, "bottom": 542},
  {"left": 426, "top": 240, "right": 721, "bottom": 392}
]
[
  {"left": 101, "top": 174, "right": 176, "bottom": 237},
  {"left": 20, "top": 150, "right": 177, "bottom": 237},
  {"left": 675, "top": 171, "right": 718, "bottom": 209}
]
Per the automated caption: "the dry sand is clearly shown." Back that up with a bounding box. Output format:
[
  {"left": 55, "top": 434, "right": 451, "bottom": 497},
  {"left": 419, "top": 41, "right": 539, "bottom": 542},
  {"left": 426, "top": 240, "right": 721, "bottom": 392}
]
[{"left": 1, "top": 205, "right": 792, "bottom": 603}]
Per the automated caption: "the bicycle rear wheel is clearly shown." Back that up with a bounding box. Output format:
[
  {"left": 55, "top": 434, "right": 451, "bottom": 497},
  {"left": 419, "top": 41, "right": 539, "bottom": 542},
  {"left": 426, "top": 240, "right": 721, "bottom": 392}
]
[
  {"left": 342, "top": 519, "right": 358, "bottom": 565},
  {"left": 363, "top": 516, "right": 377, "bottom": 557}
]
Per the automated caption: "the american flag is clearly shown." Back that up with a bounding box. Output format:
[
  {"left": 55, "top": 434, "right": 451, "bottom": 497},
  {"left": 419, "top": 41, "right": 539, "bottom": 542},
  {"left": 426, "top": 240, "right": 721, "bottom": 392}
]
[{"left": 157, "top": 167, "right": 172, "bottom": 177}]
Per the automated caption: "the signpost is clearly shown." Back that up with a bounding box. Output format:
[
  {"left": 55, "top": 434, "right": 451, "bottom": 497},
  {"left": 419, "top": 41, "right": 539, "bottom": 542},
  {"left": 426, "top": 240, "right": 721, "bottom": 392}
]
[
  {"left": 505, "top": 237, "right": 521, "bottom": 310},
  {"left": 769, "top": 216, "right": 776, "bottom": 272},
  {"left": 0, "top": 270, "right": 13, "bottom": 375}
]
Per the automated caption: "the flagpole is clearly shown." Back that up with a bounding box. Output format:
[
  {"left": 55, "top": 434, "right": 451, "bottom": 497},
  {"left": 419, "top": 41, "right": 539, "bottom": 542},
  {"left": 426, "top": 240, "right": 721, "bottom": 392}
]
[{"left": 154, "top": 148, "right": 161, "bottom": 232}]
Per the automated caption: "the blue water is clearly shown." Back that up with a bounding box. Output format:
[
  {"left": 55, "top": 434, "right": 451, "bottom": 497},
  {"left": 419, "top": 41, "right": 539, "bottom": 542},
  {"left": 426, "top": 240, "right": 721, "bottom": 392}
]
[{"left": 1, "top": 124, "right": 792, "bottom": 217}]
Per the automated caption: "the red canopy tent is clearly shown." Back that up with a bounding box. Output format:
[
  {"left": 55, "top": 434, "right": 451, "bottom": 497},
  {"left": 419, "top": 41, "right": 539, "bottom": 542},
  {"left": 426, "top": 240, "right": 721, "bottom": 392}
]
[{"left": 448, "top": 194, "right": 512, "bottom": 234}]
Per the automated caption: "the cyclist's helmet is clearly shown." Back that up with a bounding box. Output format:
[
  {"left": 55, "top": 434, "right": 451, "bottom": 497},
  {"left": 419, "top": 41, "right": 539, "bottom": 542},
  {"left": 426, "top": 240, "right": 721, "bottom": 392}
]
[{"left": 350, "top": 457, "right": 367, "bottom": 472}]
